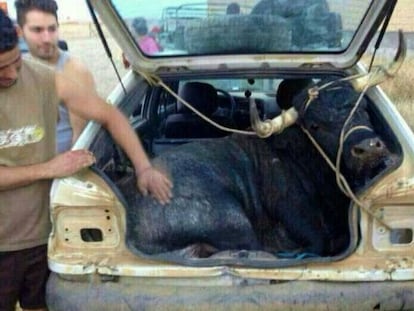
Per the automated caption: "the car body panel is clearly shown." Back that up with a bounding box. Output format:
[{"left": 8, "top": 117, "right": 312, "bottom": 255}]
[
  {"left": 49, "top": 77, "right": 414, "bottom": 281},
  {"left": 48, "top": 80, "right": 414, "bottom": 307}
]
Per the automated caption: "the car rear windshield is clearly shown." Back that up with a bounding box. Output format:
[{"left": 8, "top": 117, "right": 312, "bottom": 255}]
[{"left": 111, "top": 0, "right": 373, "bottom": 56}]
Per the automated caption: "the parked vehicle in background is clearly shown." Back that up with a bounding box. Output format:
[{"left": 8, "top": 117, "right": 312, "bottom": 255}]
[{"left": 46, "top": 0, "right": 414, "bottom": 310}]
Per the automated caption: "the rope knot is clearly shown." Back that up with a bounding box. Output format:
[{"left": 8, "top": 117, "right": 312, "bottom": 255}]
[{"left": 308, "top": 87, "right": 319, "bottom": 101}]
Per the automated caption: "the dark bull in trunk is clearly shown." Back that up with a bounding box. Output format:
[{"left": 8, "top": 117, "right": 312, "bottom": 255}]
[{"left": 118, "top": 34, "right": 405, "bottom": 259}]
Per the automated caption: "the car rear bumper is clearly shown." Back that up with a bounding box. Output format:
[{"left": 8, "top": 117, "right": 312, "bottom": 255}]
[{"left": 46, "top": 272, "right": 414, "bottom": 310}]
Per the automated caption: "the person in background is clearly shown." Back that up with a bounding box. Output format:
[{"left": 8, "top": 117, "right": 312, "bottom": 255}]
[
  {"left": 148, "top": 25, "right": 163, "bottom": 52},
  {"left": 122, "top": 17, "right": 161, "bottom": 68},
  {"left": 15, "top": 0, "right": 94, "bottom": 153},
  {"left": 132, "top": 17, "right": 160, "bottom": 55},
  {"left": 0, "top": 2, "right": 8, "bottom": 14},
  {"left": 0, "top": 10, "right": 172, "bottom": 311},
  {"left": 226, "top": 2, "right": 240, "bottom": 14}
]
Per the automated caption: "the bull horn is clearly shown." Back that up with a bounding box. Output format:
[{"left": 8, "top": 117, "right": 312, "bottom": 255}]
[
  {"left": 352, "top": 30, "right": 406, "bottom": 92},
  {"left": 250, "top": 97, "right": 298, "bottom": 138}
]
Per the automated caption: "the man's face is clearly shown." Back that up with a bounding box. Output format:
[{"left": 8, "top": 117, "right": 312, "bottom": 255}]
[
  {"left": 0, "top": 46, "right": 22, "bottom": 88},
  {"left": 20, "top": 9, "right": 59, "bottom": 62}
]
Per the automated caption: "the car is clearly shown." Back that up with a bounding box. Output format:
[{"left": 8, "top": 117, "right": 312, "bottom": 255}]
[{"left": 46, "top": 0, "right": 414, "bottom": 310}]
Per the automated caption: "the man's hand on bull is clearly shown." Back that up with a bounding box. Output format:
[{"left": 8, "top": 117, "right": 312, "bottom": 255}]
[{"left": 137, "top": 166, "right": 173, "bottom": 205}]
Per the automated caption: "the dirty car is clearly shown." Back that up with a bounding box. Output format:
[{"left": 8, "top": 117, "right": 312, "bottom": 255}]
[{"left": 46, "top": 0, "right": 414, "bottom": 310}]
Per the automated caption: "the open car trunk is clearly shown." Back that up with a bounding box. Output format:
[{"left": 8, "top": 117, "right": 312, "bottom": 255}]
[{"left": 89, "top": 73, "right": 402, "bottom": 268}]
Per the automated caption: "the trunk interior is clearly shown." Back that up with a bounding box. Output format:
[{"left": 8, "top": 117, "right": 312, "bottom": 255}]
[{"left": 89, "top": 74, "right": 402, "bottom": 268}]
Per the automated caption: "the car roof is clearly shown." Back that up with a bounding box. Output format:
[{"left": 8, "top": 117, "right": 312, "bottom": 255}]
[{"left": 89, "top": 0, "right": 397, "bottom": 75}]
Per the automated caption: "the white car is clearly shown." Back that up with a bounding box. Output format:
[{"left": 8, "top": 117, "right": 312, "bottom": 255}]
[{"left": 47, "top": 1, "right": 414, "bottom": 310}]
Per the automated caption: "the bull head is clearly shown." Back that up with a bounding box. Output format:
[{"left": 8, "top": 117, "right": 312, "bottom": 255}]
[{"left": 250, "top": 30, "right": 406, "bottom": 138}]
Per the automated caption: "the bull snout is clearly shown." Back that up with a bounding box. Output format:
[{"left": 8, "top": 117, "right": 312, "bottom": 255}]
[{"left": 350, "top": 137, "right": 386, "bottom": 160}]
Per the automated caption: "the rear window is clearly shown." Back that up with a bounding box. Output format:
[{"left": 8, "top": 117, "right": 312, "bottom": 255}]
[{"left": 111, "top": 0, "right": 373, "bottom": 56}]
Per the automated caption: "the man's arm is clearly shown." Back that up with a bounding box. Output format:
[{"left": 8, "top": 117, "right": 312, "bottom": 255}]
[
  {"left": 69, "top": 110, "right": 88, "bottom": 144},
  {"left": 55, "top": 69, "right": 173, "bottom": 204},
  {"left": 0, "top": 150, "right": 95, "bottom": 191},
  {"left": 0, "top": 162, "right": 50, "bottom": 190},
  {"left": 63, "top": 58, "right": 96, "bottom": 145}
]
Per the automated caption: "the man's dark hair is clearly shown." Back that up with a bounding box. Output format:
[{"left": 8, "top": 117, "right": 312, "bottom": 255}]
[
  {"left": 15, "top": 0, "right": 58, "bottom": 27},
  {"left": 0, "top": 9, "right": 18, "bottom": 52}
]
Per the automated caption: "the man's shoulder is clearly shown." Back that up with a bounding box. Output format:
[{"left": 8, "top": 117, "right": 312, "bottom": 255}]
[
  {"left": 61, "top": 56, "right": 95, "bottom": 88},
  {"left": 20, "top": 58, "right": 57, "bottom": 97},
  {"left": 22, "top": 57, "right": 56, "bottom": 77},
  {"left": 62, "top": 54, "right": 91, "bottom": 75}
]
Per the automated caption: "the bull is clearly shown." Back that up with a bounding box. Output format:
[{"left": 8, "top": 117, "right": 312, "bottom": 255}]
[{"left": 117, "top": 32, "right": 405, "bottom": 258}]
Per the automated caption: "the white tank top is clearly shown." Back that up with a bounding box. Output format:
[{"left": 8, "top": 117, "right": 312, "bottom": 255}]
[{"left": 55, "top": 51, "right": 72, "bottom": 153}]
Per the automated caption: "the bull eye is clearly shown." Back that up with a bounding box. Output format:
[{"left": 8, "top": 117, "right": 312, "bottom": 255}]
[{"left": 351, "top": 147, "right": 364, "bottom": 156}]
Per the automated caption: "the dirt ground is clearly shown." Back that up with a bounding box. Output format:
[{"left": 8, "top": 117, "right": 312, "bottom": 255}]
[{"left": 63, "top": 35, "right": 127, "bottom": 98}]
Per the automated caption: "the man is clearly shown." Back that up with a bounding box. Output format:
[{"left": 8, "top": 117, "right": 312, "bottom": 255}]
[
  {"left": 15, "top": 0, "right": 95, "bottom": 153},
  {"left": 0, "top": 10, "right": 172, "bottom": 311}
]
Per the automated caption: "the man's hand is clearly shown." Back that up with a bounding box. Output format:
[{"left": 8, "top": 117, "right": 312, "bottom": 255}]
[
  {"left": 0, "top": 149, "right": 96, "bottom": 191},
  {"left": 45, "top": 149, "right": 96, "bottom": 178},
  {"left": 137, "top": 167, "right": 173, "bottom": 205}
]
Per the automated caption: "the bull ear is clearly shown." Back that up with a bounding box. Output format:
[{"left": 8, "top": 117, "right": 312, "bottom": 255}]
[{"left": 351, "top": 30, "right": 406, "bottom": 92}]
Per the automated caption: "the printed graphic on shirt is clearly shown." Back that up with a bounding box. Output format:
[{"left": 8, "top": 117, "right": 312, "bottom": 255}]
[{"left": 0, "top": 125, "right": 45, "bottom": 149}]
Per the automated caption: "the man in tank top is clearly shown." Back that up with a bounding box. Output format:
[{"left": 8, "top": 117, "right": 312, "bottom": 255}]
[
  {"left": 0, "top": 10, "right": 172, "bottom": 311},
  {"left": 15, "top": 0, "right": 96, "bottom": 153}
]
